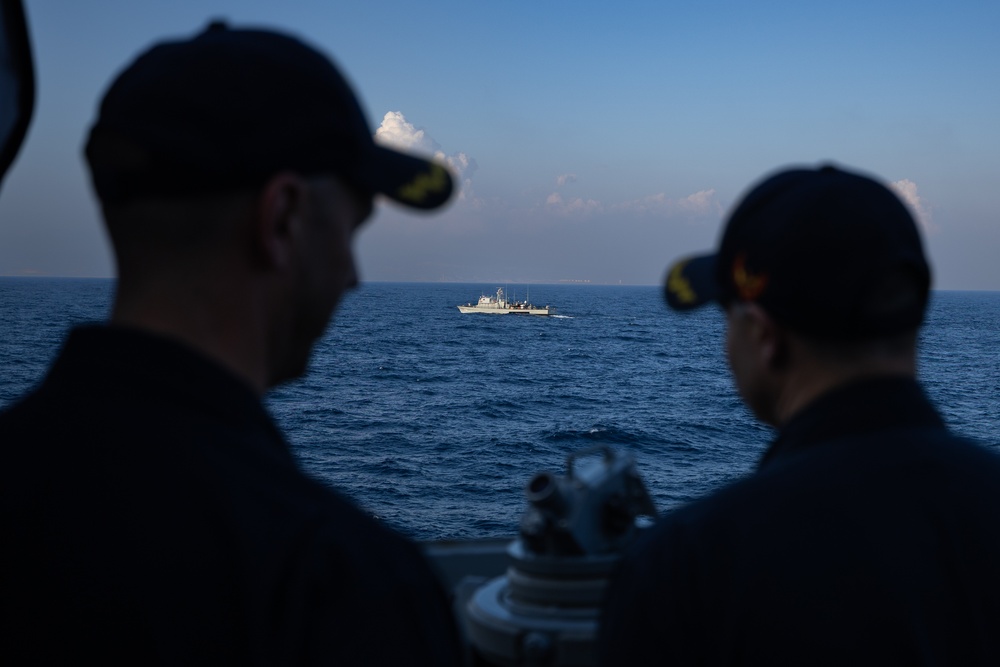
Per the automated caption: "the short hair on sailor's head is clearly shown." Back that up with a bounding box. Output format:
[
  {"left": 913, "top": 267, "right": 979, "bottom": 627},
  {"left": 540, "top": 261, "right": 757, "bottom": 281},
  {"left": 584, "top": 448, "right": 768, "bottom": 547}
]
[
  {"left": 797, "top": 327, "right": 919, "bottom": 367},
  {"left": 101, "top": 189, "right": 257, "bottom": 279}
]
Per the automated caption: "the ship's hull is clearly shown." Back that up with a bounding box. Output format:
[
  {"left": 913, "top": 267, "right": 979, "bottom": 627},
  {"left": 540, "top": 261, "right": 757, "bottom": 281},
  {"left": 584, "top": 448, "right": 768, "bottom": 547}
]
[{"left": 457, "top": 305, "right": 551, "bottom": 315}]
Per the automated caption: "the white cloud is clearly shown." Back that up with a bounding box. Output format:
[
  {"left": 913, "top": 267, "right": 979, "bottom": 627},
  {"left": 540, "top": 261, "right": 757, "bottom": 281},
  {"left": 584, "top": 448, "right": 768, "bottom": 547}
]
[
  {"left": 374, "top": 111, "right": 436, "bottom": 153},
  {"left": 544, "top": 191, "right": 602, "bottom": 215},
  {"left": 374, "top": 111, "right": 478, "bottom": 200},
  {"left": 566, "top": 197, "right": 602, "bottom": 213},
  {"left": 677, "top": 189, "right": 720, "bottom": 215},
  {"left": 556, "top": 173, "right": 577, "bottom": 187},
  {"left": 613, "top": 189, "right": 722, "bottom": 218},
  {"left": 889, "top": 179, "right": 935, "bottom": 234},
  {"left": 541, "top": 187, "right": 722, "bottom": 220}
]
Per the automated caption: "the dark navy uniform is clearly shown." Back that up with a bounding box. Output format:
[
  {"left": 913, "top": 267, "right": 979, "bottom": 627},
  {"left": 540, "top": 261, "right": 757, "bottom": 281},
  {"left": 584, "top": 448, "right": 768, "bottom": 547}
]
[
  {"left": 600, "top": 377, "right": 1000, "bottom": 666},
  {"left": 0, "top": 326, "right": 462, "bottom": 666}
]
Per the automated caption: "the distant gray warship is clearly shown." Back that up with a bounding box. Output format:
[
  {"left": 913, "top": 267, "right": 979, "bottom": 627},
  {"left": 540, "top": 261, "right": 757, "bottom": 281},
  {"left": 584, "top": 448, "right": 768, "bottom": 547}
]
[{"left": 458, "top": 287, "right": 552, "bottom": 316}]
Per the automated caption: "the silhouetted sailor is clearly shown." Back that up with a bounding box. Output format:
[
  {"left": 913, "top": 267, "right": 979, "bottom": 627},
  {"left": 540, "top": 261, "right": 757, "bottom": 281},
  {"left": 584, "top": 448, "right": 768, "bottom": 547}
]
[
  {"left": 0, "top": 21, "right": 461, "bottom": 665},
  {"left": 599, "top": 165, "right": 1000, "bottom": 666}
]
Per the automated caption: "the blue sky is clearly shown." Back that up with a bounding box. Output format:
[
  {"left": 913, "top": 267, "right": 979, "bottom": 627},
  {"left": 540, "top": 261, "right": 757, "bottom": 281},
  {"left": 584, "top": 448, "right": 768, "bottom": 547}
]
[{"left": 1, "top": 0, "right": 998, "bottom": 288}]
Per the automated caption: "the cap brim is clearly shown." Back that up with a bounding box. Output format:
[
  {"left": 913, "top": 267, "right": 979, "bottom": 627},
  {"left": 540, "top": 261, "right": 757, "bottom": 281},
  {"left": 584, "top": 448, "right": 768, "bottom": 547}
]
[
  {"left": 361, "top": 144, "right": 454, "bottom": 210},
  {"left": 664, "top": 253, "right": 719, "bottom": 310}
]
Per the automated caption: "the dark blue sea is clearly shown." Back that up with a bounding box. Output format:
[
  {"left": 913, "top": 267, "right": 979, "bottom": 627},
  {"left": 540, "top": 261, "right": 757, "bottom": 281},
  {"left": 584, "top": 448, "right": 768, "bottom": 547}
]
[{"left": 2, "top": 278, "right": 998, "bottom": 540}]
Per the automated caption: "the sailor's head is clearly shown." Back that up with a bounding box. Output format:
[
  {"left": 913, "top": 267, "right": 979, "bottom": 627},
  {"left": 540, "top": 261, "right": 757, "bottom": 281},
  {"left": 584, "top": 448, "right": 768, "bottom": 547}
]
[
  {"left": 664, "top": 164, "right": 931, "bottom": 425},
  {"left": 83, "top": 21, "right": 456, "bottom": 388},
  {"left": 663, "top": 164, "right": 930, "bottom": 341}
]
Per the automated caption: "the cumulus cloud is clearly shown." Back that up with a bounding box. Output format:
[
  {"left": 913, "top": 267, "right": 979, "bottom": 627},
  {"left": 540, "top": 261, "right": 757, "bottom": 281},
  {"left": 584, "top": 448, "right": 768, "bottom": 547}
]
[
  {"left": 613, "top": 189, "right": 723, "bottom": 218},
  {"left": 375, "top": 110, "right": 435, "bottom": 152},
  {"left": 889, "top": 179, "right": 935, "bottom": 234},
  {"left": 374, "top": 111, "right": 478, "bottom": 200},
  {"left": 677, "top": 189, "right": 720, "bottom": 215},
  {"left": 542, "top": 187, "right": 722, "bottom": 219},
  {"left": 556, "top": 173, "right": 577, "bottom": 187},
  {"left": 545, "top": 191, "right": 602, "bottom": 215}
]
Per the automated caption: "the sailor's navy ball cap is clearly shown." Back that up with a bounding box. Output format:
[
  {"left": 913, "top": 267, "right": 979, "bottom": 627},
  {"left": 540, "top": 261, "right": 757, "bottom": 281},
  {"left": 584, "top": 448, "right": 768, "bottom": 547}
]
[
  {"left": 86, "top": 20, "right": 454, "bottom": 210},
  {"left": 663, "top": 164, "right": 931, "bottom": 338}
]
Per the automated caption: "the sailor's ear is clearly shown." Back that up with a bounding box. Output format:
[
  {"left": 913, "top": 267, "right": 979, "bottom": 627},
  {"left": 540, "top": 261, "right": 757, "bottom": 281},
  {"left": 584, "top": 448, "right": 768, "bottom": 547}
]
[
  {"left": 733, "top": 301, "right": 788, "bottom": 372},
  {"left": 750, "top": 304, "right": 789, "bottom": 372},
  {"left": 254, "top": 172, "right": 306, "bottom": 269}
]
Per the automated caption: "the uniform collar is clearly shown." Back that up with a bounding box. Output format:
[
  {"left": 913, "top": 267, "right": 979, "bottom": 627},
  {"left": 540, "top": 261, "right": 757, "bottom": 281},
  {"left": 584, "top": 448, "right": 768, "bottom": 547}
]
[
  {"left": 48, "top": 324, "right": 288, "bottom": 449},
  {"left": 760, "top": 376, "right": 945, "bottom": 469}
]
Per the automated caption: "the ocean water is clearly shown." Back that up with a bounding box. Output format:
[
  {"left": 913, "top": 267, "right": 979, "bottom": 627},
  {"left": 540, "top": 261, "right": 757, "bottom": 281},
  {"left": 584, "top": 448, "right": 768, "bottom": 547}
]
[{"left": 2, "top": 278, "right": 998, "bottom": 540}]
